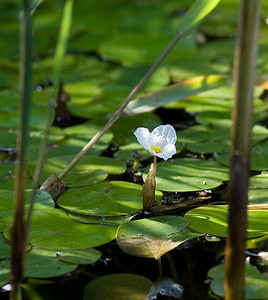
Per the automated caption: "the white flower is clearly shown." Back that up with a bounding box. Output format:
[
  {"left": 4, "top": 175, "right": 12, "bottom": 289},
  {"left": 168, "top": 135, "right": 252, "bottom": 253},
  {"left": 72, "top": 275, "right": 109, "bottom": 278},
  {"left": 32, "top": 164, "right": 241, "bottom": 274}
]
[{"left": 134, "top": 124, "right": 177, "bottom": 160}]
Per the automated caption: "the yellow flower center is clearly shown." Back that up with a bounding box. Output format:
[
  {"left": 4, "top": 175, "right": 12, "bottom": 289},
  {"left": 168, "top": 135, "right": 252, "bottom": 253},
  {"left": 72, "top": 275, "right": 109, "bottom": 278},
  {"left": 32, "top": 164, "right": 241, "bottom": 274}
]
[{"left": 151, "top": 145, "right": 162, "bottom": 153}]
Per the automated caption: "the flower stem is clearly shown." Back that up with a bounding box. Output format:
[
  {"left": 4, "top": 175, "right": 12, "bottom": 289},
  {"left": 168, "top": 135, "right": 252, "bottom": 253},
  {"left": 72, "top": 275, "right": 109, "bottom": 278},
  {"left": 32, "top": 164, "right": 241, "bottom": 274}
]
[{"left": 142, "top": 156, "right": 157, "bottom": 211}]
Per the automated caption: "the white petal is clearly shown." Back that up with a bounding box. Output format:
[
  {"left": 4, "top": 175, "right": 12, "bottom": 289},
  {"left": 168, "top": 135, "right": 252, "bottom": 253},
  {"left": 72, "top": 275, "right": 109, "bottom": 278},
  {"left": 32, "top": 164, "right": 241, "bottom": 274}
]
[
  {"left": 134, "top": 127, "right": 151, "bottom": 152},
  {"left": 152, "top": 124, "right": 177, "bottom": 147},
  {"left": 157, "top": 144, "right": 176, "bottom": 160}
]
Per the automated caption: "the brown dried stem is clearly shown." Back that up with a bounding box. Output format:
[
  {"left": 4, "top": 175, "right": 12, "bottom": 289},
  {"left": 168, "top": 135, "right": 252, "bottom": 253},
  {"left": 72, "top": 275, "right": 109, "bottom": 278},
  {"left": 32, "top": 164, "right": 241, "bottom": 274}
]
[{"left": 224, "top": 1, "right": 261, "bottom": 299}]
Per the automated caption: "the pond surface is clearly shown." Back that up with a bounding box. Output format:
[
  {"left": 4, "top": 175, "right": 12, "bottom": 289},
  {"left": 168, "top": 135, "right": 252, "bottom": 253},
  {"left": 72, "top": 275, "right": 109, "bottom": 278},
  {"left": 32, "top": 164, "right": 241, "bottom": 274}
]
[{"left": 0, "top": 0, "right": 268, "bottom": 299}]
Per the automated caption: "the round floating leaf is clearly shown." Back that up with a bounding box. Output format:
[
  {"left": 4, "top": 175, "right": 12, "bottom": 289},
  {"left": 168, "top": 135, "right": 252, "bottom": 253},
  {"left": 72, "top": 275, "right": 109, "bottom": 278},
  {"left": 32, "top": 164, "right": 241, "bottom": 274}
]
[
  {"left": 0, "top": 260, "right": 9, "bottom": 286},
  {"left": 215, "top": 139, "right": 268, "bottom": 171},
  {"left": 0, "top": 247, "right": 101, "bottom": 281},
  {"left": 61, "top": 123, "right": 113, "bottom": 154},
  {"left": 99, "top": 32, "right": 195, "bottom": 67},
  {"left": 64, "top": 169, "right": 108, "bottom": 188},
  {"left": 0, "top": 162, "right": 15, "bottom": 191},
  {"left": 114, "top": 139, "right": 152, "bottom": 162},
  {"left": 0, "top": 128, "right": 17, "bottom": 148},
  {"left": 68, "top": 98, "right": 112, "bottom": 120},
  {"left": 116, "top": 215, "right": 200, "bottom": 259},
  {"left": 0, "top": 234, "right": 10, "bottom": 259},
  {"left": 250, "top": 173, "right": 268, "bottom": 189},
  {"left": 57, "top": 248, "right": 101, "bottom": 265},
  {"left": 29, "top": 126, "right": 65, "bottom": 145},
  {"left": 0, "top": 189, "right": 54, "bottom": 231},
  {"left": 58, "top": 181, "right": 162, "bottom": 217},
  {"left": 179, "top": 120, "right": 231, "bottom": 154},
  {"left": 68, "top": 212, "right": 135, "bottom": 226},
  {"left": 248, "top": 190, "right": 268, "bottom": 205},
  {"left": 32, "top": 155, "right": 125, "bottom": 185},
  {"left": 208, "top": 263, "right": 268, "bottom": 299},
  {"left": 25, "top": 248, "right": 77, "bottom": 278},
  {"left": 246, "top": 235, "right": 268, "bottom": 250},
  {"left": 100, "top": 66, "right": 170, "bottom": 102},
  {"left": 53, "top": 123, "right": 113, "bottom": 159},
  {"left": 184, "top": 205, "right": 268, "bottom": 238},
  {"left": 179, "top": 122, "right": 268, "bottom": 154},
  {"left": 50, "top": 155, "right": 125, "bottom": 174},
  {"left": 111, "top": 113, "right": 161, "bottom": 145},
  {"left": 4, "top": 207, "right": 116, "bottom": 249},
  {"left": 83, "top": 273, "right": 153, "bottom": 300},
  {"left": 145, "top": 158, "right": 229, "bottom": 192}
]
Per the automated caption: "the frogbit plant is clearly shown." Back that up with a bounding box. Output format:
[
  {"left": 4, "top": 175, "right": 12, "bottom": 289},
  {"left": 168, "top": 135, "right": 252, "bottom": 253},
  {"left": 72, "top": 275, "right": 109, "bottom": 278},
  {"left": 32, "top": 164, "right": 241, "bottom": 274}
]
[{"left": 134, "top": 124, "right": 177, "bottom": 210}]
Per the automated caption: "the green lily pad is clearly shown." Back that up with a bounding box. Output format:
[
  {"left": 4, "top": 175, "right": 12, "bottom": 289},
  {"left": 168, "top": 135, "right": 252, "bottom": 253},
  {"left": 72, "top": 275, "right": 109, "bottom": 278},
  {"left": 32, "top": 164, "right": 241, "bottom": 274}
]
[
  {"left": 68, "top": 99, "right": 112, "bottom": 120},
  {"left": 116, "top": 215, "right": 200, "bottom": 259},
  {"left": 37, "top": 248, "right": 101, "bottom": 266},
  {"left": 248, "top": 173, "right": 268, "bottom": 204},
  {"left": 32, "top": 155, "right": 125, "bottom": 186},
  {"left": 0, "top": 260, "right": 9, "bottom": 286},
  {"left": 3, "top": 207, "right": 116, "bottom": 249},
  {"left": 29, "top": 126, "right": 65, "bottom": 145},
  {"left": 0, "top": 189, "right": 54, "bottom": 231},
  {"left": 0, "top": 126, "right": 65, "bottom": 157},
  {"left": 0, "top": 162, "right": 15, "bottom": 191},
  {"left": 0, "top": 247, "right": 79, "bottom": 283},
  {"left": 0, "top": 245, "right": 100, "bottom": 280},
  {"left": 67, "top": 66, "right": 170, "bottom": 121},
  {"left": 83, "top": 273, "right": 153, "bottom": 300},
  {"left": 250, "top": 173, "right": 268, "bottom": 189},
  {"left": 145, "top": 157, "right": 229, "bottom": 192},
  {"left": 59, "top": 123, "right": 113, "bottom": 154},
  {"left": 114, "top": 139, "right": 152, "bottom": 162},
  {"left": 111, "top": 113, "right": 161, "bottom": 145},
  {"left": 184, "top": 205, "right": 268, "bottom": 238},
  {"left": 58, "top": 181, "right": 162, "bottom": 217},
  {"left": 0, "top": 100, "right": 56, "bottom": 130},
  {"left": 248, "top": 190, "right": 268, "bottom": 205},
  {"left": 0, "top": 233, "right": 10, "bottom": 259},
  {"left": 68, "top": 212, "right": 135, "bottom": 226},
  {"left": 179, "top": 122, "right": 268, "bottom": 154},
  {"left": 99, "top": 32, "right": 196, "bottom": 67},
  {"left": 0, "top": 128, "right": 17, "bottom": 149},
  {"left": 215, "top": 139, "right": 268, "bottom": 171},
  {"left": 246, "top": 235, "right": 268, "bottom": 250},
  {"left": 164, "top": 83, "right": 266, "bottom": 123},
  {"left": 25, "top": 248, "right": 77, "bottom": 278},
  {"left": 208, "top": 263, "right": 268, "bottom": 299}
]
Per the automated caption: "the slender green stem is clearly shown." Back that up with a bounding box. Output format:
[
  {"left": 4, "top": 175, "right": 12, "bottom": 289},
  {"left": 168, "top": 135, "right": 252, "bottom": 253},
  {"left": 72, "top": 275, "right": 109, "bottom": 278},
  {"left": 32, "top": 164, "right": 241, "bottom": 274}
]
[
  {"left": 224, "top": 1, "right": 260, "bottom": 299},
  {"left": 58, "top": 33, "right": 182, "bottom": 180},
  {"left": 26, "top": 0, "right": 73, "bottom": 232},
  {"left": 10, "top": 0, "right": 32, "bottom": 299}
]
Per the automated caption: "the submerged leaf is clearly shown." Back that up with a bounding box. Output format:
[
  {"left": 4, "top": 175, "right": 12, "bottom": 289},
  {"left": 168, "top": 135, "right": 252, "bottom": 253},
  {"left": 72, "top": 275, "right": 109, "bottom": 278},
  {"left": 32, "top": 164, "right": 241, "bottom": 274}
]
[{"left": 83, "top": 273, "right": 153, "bottom": 300}]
